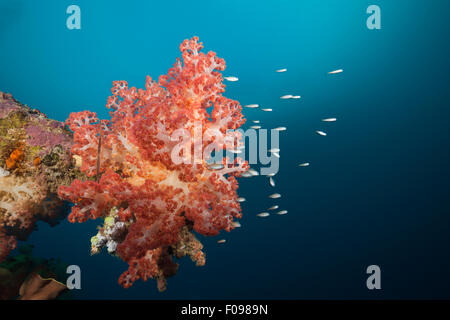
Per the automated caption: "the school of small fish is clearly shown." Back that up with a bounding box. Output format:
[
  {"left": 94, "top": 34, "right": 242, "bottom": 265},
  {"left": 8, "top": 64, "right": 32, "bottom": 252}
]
[{"left": 219, "top": 65, "right": 341, "bottom": 242}]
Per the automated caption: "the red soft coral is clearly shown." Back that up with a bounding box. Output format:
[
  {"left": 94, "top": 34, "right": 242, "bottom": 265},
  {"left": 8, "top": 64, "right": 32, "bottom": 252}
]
[{"left": 58, "top": 37, "right": 248, "bottom": 290}]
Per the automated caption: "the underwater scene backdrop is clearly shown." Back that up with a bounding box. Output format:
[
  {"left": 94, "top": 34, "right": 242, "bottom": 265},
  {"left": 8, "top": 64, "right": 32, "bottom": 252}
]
[{"left": 0, "top": 0, "right": 449, "bottom": 299}]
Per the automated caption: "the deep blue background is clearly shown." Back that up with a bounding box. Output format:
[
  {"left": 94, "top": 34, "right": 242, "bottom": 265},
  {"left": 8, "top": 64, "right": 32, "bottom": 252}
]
[{"left": 0, "top": 0, "right": 449, "bottom": 299}]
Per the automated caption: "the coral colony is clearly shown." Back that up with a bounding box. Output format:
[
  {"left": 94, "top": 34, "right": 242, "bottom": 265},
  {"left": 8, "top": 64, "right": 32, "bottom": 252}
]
[
  {"left": 0, "top": 92, "right": 81, "bottom": 263},
  {"left": 0, "top": 37, "right": 249, "bottom": 292},
  {"left": 56, "top": 37, "right": 249, "bottom": 291}
]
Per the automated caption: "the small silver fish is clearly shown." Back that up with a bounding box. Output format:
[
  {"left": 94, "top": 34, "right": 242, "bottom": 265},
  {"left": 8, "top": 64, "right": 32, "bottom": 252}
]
[
  {"left": 265, "top": 173, "right": 276, "bottom": 177},
  {"left": 328, "top": 69, "right": 343, "bottom": 74},
  {"left": 237, "top": 197, "right": 246, "bottom": 202},
  {"left": 276, "top": 68, "right": 287, "bottom": 73},
  {"left": 253, "top": 120, "right": 260, "bottom": 123},
  {"left": 232, "top": 221, "right": 241, "bottom": 228},
  {"left": 250, "top": 125, "right": 262, "bottom": 129},
  {"left": 274, "top": 127, "right": 287, "bottom": 131},
  {"left": 224, "top": 76, "right": 239, "bottom": 81},
  {"left": 269, "top": 193, "right": 281, "bottom": 199},
  {"left": 276, "top": 210, "right": 288, "bottom": 215},
  {"left": 268, "top": 205, "right": 279, "bottom": 210},
  {"left": 269, "top": 177, "right": 275, "bottom": 187},
  {"left": 272, "top": 152, "right": 280, "bottom": 158},
  {"left": 208, "top": 163, "right": 224, "bottom": 170},
  {"left": 257, "top": 212, "right": 270, "bottom": 217},
  {"left": 316, "top": 130, "right": 327, "bottom": 136},
  {"left": 280, "top": 95, "right": 293, "bottom": 99},
  {"left": 217, "top": 239, "right": 226, "bottom": 243},
  {"left": 244, "top": 104, "right": 259, "bottom": 108},
  {"left": 269, "top": 148, "right": 280, "bottom": 153},
  {"left": 292, "top": 95, "right": 301, "bottom": 99},
  {"left": 241, "top": 171, "right": 253, "bottom": 178},
  {"left": 299, "top": 162, "right": 310, "bottom": 167},
  {"left": 322, "top": 118, "right": 337, "bottom": 122},
  {"left": 247, "top": 169, "right": 259, "bottom": 176},
  {"left": 262, "top": 108, "right": 272, "bottom": 112}
]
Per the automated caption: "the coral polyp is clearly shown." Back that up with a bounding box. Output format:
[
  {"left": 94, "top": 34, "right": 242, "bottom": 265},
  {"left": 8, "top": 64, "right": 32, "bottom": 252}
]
[{"left": 58, "top": 37, "right": 248, "bottom": 290}]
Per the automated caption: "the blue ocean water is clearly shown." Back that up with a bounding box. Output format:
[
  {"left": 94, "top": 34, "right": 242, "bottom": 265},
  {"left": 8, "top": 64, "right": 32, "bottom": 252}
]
[{"left": 0, "top": 0, "right": 449, "bottom": 299}]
